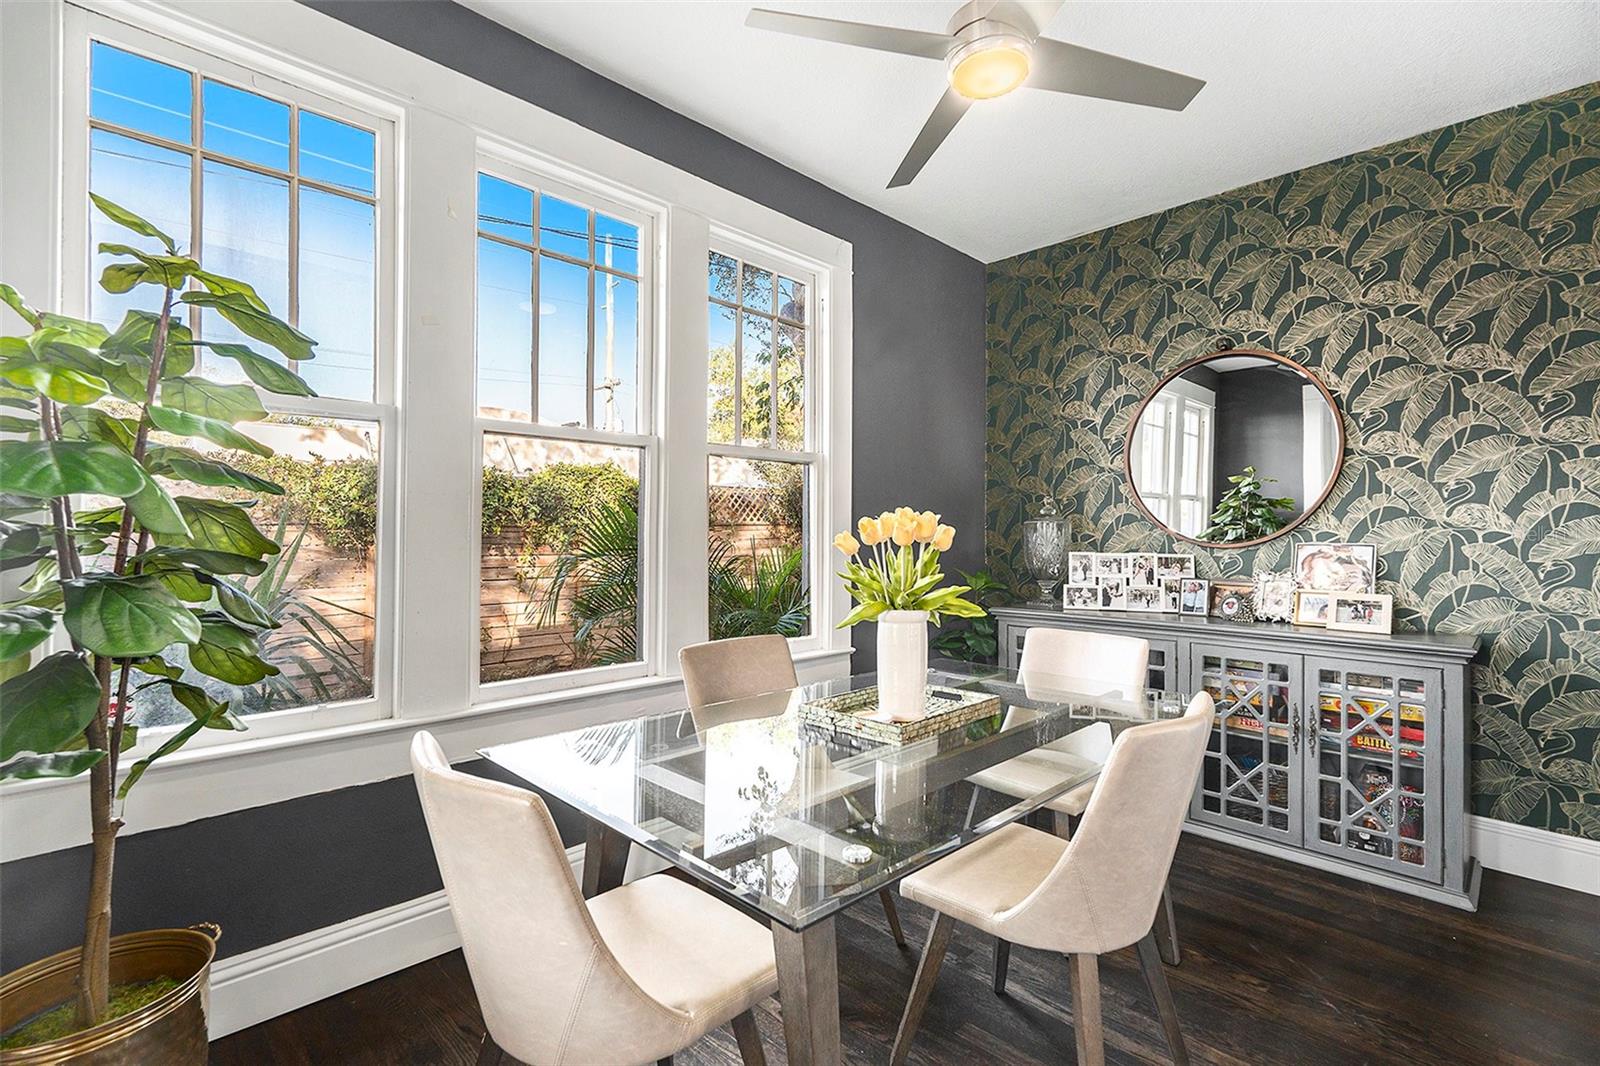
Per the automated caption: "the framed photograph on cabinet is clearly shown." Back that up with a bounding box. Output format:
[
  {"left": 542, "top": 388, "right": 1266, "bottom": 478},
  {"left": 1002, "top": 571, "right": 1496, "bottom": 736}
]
[
  {"left": 1127, "top": 584, "right": 1163, "bottom": 612},
  {"left": 1254, "top": 571, "right": 1297, "bottom": 622},
  {"left": 1177, "top": 579, "right": 1209, "bottom": 616},
  {"left": 1099, "top": 579, "right": 1129, "bottom": 610},
  {"left": 1063, "top": 584, "right": 1100, "bottom": 611},
  {"left": 1128, "top": 553, "right": 1158, "bottom": 588},
  {"left": 1294, "top": 589, "right": 1334, "bottom": 627},
  {"left": 1328, "top": 593, "right": 1393, "bottom": 634},
  {"left": 1067, "top": 552, "right": 1096, "bottom": 586},
  {"left": 1294, "top": 543, "right": 1377, "bottom": 593},
  {"left": 1156, "top": 554, "right": 1195, "bottom": 579},
  {"left": 1208, "top": 580, "right": 1254, "bottom": 617},
  {"left": 1160, "top": 577, "right": 1184, "bottom": 613},
  {"left": 1093, "top": 552, "right": 1129, "bottom": 581}
]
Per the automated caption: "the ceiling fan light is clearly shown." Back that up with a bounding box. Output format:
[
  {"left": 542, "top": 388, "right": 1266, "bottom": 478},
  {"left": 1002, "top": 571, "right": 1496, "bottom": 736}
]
[{"left": 947, "top": 33, "right": 1031, "bottom": 100}]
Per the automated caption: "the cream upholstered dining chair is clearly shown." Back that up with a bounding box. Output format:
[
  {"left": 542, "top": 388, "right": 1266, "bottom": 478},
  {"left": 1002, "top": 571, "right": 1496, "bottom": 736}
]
[
  {"left": 410, "top": 732, "right": 778, "bottom": 1066},
  {"left": 890, "top": 691, "right": 1215, "bottom": 1066},
  {"left": 679, "top": 634, "right": 911, "bottom": 949}
]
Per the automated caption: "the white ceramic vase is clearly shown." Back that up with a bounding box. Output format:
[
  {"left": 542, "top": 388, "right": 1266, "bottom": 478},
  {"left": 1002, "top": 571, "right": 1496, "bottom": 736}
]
[{"left": 876, "top": 609, "right": 929, "bottom": 720}]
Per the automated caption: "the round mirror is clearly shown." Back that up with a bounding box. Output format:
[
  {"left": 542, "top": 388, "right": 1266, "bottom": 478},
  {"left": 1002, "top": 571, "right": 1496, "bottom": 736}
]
[{"left": 1124, "top": 349, "right": 1343, "bottom": 547}]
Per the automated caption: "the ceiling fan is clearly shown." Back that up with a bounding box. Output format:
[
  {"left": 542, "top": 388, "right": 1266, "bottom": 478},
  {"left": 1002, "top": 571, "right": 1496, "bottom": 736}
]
[{"left": 745, "top": 1, "right": 1205, "bottom": 188}]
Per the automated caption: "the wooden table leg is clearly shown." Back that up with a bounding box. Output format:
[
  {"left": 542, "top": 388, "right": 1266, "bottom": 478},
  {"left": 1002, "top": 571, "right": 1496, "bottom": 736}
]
[
  {"left": 580, "top": 821, "right": 630, "bottom": 899},
  {"left": 773, "top": 917, "right": 840, "bottom": 1066}
]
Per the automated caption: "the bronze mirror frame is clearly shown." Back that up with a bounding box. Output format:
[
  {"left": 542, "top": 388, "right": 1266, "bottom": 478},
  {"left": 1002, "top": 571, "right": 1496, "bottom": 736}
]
[{"left": 1121, "top": 348, "right": 1345, "bottom": 550}]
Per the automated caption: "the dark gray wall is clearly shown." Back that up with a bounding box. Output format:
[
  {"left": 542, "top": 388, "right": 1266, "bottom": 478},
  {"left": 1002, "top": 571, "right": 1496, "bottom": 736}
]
[
  {"left": 0, "top": 0, "right": 983, "bottom": 969},
  {"left": 1212, "top": 367, "right": 1306, "bottom": 518}
]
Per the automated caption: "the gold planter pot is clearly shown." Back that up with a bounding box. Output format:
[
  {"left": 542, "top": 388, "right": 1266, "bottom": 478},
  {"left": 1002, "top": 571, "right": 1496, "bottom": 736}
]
[{"left": 0, "top": 925, "right": 219, "bottom": 1065}]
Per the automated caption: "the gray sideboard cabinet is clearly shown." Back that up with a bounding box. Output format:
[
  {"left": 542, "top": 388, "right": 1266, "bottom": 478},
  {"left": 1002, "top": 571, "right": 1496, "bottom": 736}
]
[{"left": 991, "top": 606, "right": 1483, "bottom": 910}]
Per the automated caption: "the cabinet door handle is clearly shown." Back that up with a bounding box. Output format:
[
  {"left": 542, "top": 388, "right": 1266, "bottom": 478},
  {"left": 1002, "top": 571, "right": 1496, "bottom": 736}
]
[
  {"left": 1291, "top": 705, "right": 1301, "bottom": 751},
  {"left": 1306, "top": 704, "right": 1317, "bottom": 747}
]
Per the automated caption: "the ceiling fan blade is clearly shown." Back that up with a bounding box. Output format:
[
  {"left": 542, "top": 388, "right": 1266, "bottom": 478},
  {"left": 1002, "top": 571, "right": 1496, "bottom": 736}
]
[
  {"left": 745, "top": 9, "right": 951, "bottom": 61},
  {"left": 1029, "top": 38, "right": 1205, "bottom": 110},
  {"left": 978, "top": 0, "right": 1065, "bottom": 38},
  {"left": 888, "top": 88, "right": 972, "bottom": 188}
]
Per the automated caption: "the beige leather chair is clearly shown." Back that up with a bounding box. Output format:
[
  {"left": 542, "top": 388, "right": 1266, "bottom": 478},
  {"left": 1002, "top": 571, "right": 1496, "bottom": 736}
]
[
  {"left": 411, "top": 732, "right": 777, "bottom": 1066},
  {"left": 889, "top": 692, "right": 1215, "bottom": 1066},
  {"left": 678, "top": 634, "right": 910, "bottom": 949}
]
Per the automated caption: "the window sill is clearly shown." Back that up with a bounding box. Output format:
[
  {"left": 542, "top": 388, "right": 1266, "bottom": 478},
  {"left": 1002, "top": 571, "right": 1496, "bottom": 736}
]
[{"left": 0, "top": 645, "right": 855, "bottom": 862}]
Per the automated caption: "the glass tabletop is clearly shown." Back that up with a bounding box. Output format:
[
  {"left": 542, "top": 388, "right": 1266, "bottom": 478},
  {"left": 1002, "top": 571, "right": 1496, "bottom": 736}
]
[{"left": 480, "top": 658, "right": 1190, "bottom": 930}]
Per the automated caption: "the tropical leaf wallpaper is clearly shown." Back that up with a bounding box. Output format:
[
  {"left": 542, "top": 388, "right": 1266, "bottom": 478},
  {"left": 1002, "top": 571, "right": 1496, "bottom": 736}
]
[{"left": 985, "top": 82, "right": 1600, "bottom": 838}]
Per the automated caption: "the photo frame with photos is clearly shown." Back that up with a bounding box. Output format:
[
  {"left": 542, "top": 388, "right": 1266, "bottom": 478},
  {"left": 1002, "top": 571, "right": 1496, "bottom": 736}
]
[
  {"left": 1127, "top": 553, "right": 1158, "bottom": 588},
  {"left": 1328, "top": 593, "right": 1393, "bottom": 634},
  {"left": 1294, "top": 543, "right": 1377, "bottom": 593},
  {"left": 1063, "top": 584, "right": 1100, "bottom": 611},
  {"left": 1160, "top": 577, "right": 1183, "bottom": 613},
  {"left": 1067, "top": 551, "right": 1096, "bottom": 586},
  {"left": 1093, "top": 552, "right": 1129, "bottom": 580},
  {"left": 1177, "top": 578, "right": 1209, "bottom": 616},
  {"left": 1293, "top": 589, "right": 1333, "bottom": 627},
  {"left": 1156, "top": 554, "right": 1196, "bottom": 579},
  {"left": 1254, "top": 571, "right": 1297, "bottom": 622},
  {"left": 1099, "top": 579, "right": 1129, "bottom": 610},
  {"left": 1127, "top": 584, "right": 1164, "bottom": 612}
]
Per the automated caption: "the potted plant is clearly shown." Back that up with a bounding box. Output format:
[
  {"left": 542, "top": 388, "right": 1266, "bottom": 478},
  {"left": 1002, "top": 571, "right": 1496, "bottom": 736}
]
[
  {"left": 929, "top": 570, "right": 1008, "bottom": 663},
  {"left": 1199, "top": 465, "right": 1296, "bottom": 543},
  {"left": 832, "top": 508, "right": 984, "bottom": 718},
  {"left": 0, "top": 194, "right": 314, "bottom": 1060}
]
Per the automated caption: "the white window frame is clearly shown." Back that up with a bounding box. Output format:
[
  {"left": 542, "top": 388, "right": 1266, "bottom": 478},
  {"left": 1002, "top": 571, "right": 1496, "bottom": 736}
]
[
  {"left": 51, "top": 5, "right": 401, "bottom": 747},
  {"left": 470, "top": 152, "right": 663, "bottom": 703}
]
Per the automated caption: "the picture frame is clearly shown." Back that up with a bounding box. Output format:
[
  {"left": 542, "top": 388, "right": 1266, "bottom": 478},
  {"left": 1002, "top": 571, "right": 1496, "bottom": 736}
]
[
  {"left": 1254, "top": 571, "right": 1297, "bottom": 622},
  {"left": 1177, "top": 578, "right": 1209, "bottom": 616},
  {"left": 1294, "top": 543, "right": 1377, "bottom": 593},
  {"left": 1160, "top": 577, "right": 1184, "bottom": 613},
  {"left": 1328, "top": 593, "right": 1394, "bottom": 634},
  {"left": 1063, "top": 584, "right": 1100, "bottom": 611},
  {"left": 1208, "top": 580, "right": 1254, "bottom": 617},
  {"left": 1098, "top": 578, "right": 1129, "bottom": 610},
  {"left": 1067, "top": 551, "right": 1096, "bottom": 586},
  {"left": 1093, "top": 552, "right": 1129, "bottom": 580},
  {"left": 1156, "top": 553, "right": 1195, "bottom": 579},
  {"left": 1127, "top": 584, "right": 1164, "bottom": 612},
  {"left": 1127, "top": 552, "right": 1159, "bottom": 588},
  {"left": 1293, "top": 589, "right": 1334, "bottom": 627}
]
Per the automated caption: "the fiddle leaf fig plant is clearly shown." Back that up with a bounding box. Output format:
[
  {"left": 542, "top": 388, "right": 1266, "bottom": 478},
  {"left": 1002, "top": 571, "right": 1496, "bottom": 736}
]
[
  {"left": 1199, "top": 465, "right": 1296, "bottom": 543},
  {"left": 0, "top": 193, "right": 314, "bottom": 1030}
]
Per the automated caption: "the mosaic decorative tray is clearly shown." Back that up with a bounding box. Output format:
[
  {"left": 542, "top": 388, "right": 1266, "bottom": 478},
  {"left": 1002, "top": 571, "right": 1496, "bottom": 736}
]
[{"left": 798, "top": 686, "right": 1001, "bottom": 745}]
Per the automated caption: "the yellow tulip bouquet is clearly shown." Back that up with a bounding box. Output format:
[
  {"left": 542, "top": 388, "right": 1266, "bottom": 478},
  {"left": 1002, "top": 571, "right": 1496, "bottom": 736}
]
[{"left": 833, "top": 507, "right": 986, "bottom": 627}]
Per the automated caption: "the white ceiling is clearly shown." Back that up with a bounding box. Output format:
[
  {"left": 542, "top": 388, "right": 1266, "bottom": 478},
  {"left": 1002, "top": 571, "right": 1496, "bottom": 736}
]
[{"left": 459, "top": 1, "right": 1600, "bottom": 263}]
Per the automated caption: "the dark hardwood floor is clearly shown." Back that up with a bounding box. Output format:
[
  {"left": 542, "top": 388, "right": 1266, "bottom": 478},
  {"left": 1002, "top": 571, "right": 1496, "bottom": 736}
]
[{"left": 210, "top": 836, "right": 1599, "bottom": 1065}]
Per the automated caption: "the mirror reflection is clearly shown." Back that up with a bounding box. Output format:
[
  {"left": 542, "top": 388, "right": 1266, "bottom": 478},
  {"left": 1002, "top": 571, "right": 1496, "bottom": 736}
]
[{"left": 1127, "top": 351, "right": 1341, "bottom": 545}]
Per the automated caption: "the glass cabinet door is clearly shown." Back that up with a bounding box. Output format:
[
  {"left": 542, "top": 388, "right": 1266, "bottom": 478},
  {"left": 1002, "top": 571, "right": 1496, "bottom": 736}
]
[
  {"left": 1145, "top": 638, "right": 1179, "bottom": 693},
  {"left": 1188, "top": 644, "right": 1302, "bottom": 844},
  {"left": 1302, "top": 660, "right": 1443, "bottom": 883}
]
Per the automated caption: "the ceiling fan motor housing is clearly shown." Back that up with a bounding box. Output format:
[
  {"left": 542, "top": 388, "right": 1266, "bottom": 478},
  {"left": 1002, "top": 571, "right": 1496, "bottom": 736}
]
[{"left": 946, "top": 19, "right": 1034, "bottom": 99}]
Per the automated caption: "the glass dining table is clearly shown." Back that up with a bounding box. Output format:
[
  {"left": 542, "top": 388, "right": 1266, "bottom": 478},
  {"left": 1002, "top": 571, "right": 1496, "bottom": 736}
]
[{"left": 480, "top": 658, "right": 1190, "bottom": 1066}]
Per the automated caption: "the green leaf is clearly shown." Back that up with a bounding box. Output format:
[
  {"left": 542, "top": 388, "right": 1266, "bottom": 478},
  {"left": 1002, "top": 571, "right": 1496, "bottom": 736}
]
[
  {"left": 0, "top": 651, "right": 102, "bottom": 761},
  {"left": 166, "top": 679, "right": 245, "bottom": 730},
  {"left": 90, "top": 192, "right": 176, "bottom": 252},
  {"left": 125, "top": 471, "right": 192, "bottom": 537},
  {"left": 180, "top": 291, "right": 315, "bottom": 361},
  {"left": 0, "top": 605, "right": 56, "bottom": 661},
  {"left": 129, "top": 655, "right": 183, "bottom": 679},
  {"left": 62, "top": 574, "right": 203, "bottom": 656},
  {"left": 146, "top": 404, "right": 274, "bottom": 457},
  {"left": 182, "top": 342, "right": 315, "bottom": 397},
  {"left": 837, "top": 600, "right": 887, "bottom": 628},
  {"left": 0, "top": 441, "right": 145, "bottom": 499},
  {"left": 0, "top": 361, "right": 110, "bottom": 404},
  {"left": 132, "top": 545, "right": 270, "bottom": 576},
  {"left": 144, "top": 446, "right": 285, "bottom": 494},
  {"left": 97, "top": 242, "right": 199, "bottom": 288},
  {"left": 158, "top": 497, "right": 281, "bottom": 558},
  {"left": 1, "top": 748, "right": 106, "bottom": 781},
  {"left": 57, "top": 406, "right": 138, "bottom": 449},
  {"left": 159, "top": 376, "right": 268, "bottom": 423},
  {"left": 104, "top": 311, "right": 197, "bottom": 376},
  {"left": 119, "top": 714, "right": 207, "bottom": 798},
  {"left": 189, "top": 618, "right": 278, "bottom": 684},
  {"left": 192, "top": 270, "right": 268, "bottom": 312},
  {"left": 204, "top": 574, "right": 279, "bottom": 628},
  {"left": 153, "top": 566, "right": 211, "bottom": 603},
  {"left": 1, "top": 283, "right": 41, "bottom": 327}
]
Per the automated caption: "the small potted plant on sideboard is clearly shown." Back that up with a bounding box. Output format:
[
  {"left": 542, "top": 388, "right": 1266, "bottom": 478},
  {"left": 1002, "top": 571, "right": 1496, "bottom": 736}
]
[{"left": 0, "top": 194, "right": 315, "bottom": 1061}]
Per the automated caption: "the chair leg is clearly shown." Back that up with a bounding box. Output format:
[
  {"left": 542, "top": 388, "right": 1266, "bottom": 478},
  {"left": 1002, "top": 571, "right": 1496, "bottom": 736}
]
[
  {"left": 1067, "top": 953, "right": 1105, "bottom": 1066},
  {"left": 993, "top": 938, "right": 1011, "bottom": 995},
  {"left": 889, "top": 912, "right": 955, "bottom": 1066},
  {"left": 475, "top": 1033, "right": 504, "bottom": 1066},
  {"left": 964, "top": 786, "right": 981, "bottom": 828},
  {"left": 730, "top": 1009, "right": 767, "bottom": 1066},
  {"left": 880, "top": 888, "right": 909, "bottom": 948},
  {"left": 656, "top": 1059, "right": 672, "bottom": 1066},
  {"left": 1137, "top": 931, "right": 1189, "bottom": 1066},
  {"left": 1154, "top": 880, "right": 1181, "bottom": 966},
  {"left": 1051, "top": 809, "right": 1073, "bottom": 839}
]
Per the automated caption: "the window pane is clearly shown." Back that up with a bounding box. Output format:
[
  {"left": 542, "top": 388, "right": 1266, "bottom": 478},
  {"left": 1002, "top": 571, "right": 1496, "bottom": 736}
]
[
  {"left": 708, "top": 251, "right": 737, "bottom": 302},
  {"left": 776, "top": 322, "right": 805, "bottom": 450},
  {"left": 538, "top": 254, "right": 590, "bottom": 427},
  {"left": 89, "top": 129, "right": 192, "bottom": 326},
  {"left": 741, "top": 313, "right": 772, "bottom": 445},
  {"left": 741, "top": 264, "right": 774, "bottom": 312},
  {"left": 477, "top": 237, "right": 534, "bottom": 419},
  {"left": 299, "top": 111, "right": 375, "bottom": 196},
  {"left": 708, "top": 303, "right": 736, "bottom": 445},
  {"left": 90, "top": 42, "right": 192, "bottom": 145},
  {"left": 199, "top": 160, "right": 289, "bottom": 372},
  {"left": 480, "top": 435, "right": 642, "bottom": 682},
  {"left": 202, "top": 79, "right": 289, "bottom": 171},
  {"left": 478, "top": 173, "right": 533, "bottom": 244},
  {"left": 708, "top": 456, "right": 811, "bottom": 639},
  {"left": 778, "top": 275, "right": 806, "bottom": 323},
  {"left": 129, "top": 415, "right": 379, "bottom": 725},
  {"left": 594, "top": 214, "right": 639, "bottom": 275},
  {"left": 540, "top": 193, "right": 589, "bottom": 260},
  {"left": 298, "top": 187, "right": 375, "bottom": 401},
  {"left": 594, "top": 273, "right": 637, "bottom": 433}
]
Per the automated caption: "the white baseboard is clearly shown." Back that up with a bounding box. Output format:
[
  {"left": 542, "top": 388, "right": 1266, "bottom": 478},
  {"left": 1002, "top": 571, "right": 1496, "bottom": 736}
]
[
  {"left": 1470, "top": 816, "right": 1600, "bottom": 897},
  {"left": 208, "top": 842, "right": 586, "bottom": 1040}
]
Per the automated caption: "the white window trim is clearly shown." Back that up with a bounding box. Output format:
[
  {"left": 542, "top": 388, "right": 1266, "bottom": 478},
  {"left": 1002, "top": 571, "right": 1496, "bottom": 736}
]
[{"left": 0, "top": 0, "right": 853, "bottom": 861}]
